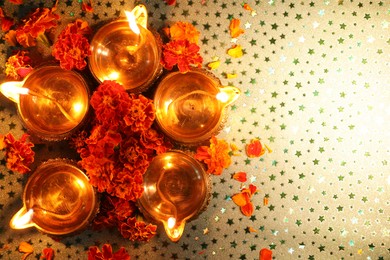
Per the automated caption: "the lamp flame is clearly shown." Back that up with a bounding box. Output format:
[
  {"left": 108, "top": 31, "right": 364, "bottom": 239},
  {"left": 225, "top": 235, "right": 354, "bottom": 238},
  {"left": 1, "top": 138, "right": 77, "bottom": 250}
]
[
  {"left": 125, "top": 10, "right": 140, "bottom": 35},
  {"left": 10, "top": 208, "right": 34, "bottom": 230},
  {"left": 167, "top": 217, "right": 176, "bottom": 229},
  {"left": 0, "top": 81, "right": 27, "bottom": 103}
]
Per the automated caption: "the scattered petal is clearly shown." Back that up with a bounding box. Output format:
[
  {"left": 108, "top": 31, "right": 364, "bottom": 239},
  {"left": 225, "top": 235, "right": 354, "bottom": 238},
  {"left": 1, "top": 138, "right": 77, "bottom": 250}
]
[
  {"left": 232, "top": 171, "right": 247, "bottom": 182},
  {"left": 240, "top": 201, "right": 254, "bottom": 216},
  {"left": 207, "top": 59, "right": 221, "bottom": 70},
  {"left": 41, "top": 248, "right": 54, "bottom": 260},
  {"left": 246, "top": 138, "right": 265, "bottom": 158},
  {"left": 227, "top": 44, "right": 243, "bottom": 58},
  {"left": 259, "top": 248, "right": 273, "bottom": 260},
  {"left": 226, "top": 73, "right": 237, "bottom": 79},
  {"left": 229, "top": 18, "right": 244, "bottom": 38},
  {"left": 19, "top": 242, "right": 33, "bottom": 260}
]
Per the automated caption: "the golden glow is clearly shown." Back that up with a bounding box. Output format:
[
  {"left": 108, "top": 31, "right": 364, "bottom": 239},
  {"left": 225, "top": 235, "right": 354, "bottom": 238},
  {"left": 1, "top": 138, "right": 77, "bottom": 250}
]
[
  {"left": 216, "top": 92, "right": 229, "bottom": 103},
  {"left": 0, "top": 81, "right": 27, "bottom": 103},
  {"left": 125, "top": 10, "right": 140, "bottom": 35},
  {"left": 10, "top": 208, "right": 34, "bottom": 229},
  {"left": 104, "top": 71, "right": 120, "bottom": 81},
  {"left": 73, "top": 101, "right": 84, "bottom": 112},
  {"left": 167, "top": 217, "right": 176, "bottom": 229},
  {"left": 74, "top": 178, "right": 86, "bottom": 190}
]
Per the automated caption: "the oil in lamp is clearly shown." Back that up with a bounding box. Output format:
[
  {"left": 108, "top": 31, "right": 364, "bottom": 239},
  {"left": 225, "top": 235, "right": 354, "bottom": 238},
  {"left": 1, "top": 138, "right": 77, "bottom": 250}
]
[
  {"left": 137, "top": 151, "right": 210, "bottom": 242},
  {"left": 0, "top": 65, "right": 90, "bottom": 141},
  {"left": 9, "top": 159, "right": 99, "bottom": 236},
  {"left": 89, "top": 4, "right": 162, "bottom": 92},
  {"left": 154, "top": 69, "right": 241, "bottom": 145}
]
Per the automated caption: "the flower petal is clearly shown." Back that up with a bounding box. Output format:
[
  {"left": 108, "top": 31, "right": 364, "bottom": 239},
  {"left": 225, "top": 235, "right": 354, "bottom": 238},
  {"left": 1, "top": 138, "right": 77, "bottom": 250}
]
[
  {"left": 227, "top": 44, "right": 243, "bottom": 58},
  {"left": 246, "top": 138, "right": 265, "bottom": 158},
  {"left": 229, "top": 18, "right": 244, "bottom": 38},
  {"left": 207, "top": 60, "right": 220, "bottom": 70},
  {"left": 240, "top": 202, "right": 254, "bottom": 216},
  {"left": 259, "top": 248, "right": 273, "bottom": 260},
  {"left": 232, "top": 171, "right": 247, "bottom": 182},
  {"left": 231, "top": 192, "right": 248, "bottom": 207}
]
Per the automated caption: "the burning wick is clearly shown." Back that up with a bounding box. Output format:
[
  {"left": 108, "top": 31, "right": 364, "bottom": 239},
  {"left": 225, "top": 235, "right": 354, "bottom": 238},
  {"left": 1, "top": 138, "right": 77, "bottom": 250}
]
[{"left": 0, "top": 82, "right": 77, "bottom": 123}]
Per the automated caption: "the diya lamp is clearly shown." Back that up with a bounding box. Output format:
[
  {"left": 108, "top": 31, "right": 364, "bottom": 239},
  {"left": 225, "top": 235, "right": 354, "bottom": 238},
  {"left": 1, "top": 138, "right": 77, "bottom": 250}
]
[
  {"left": 9, "top": 159, "right": 99, "bottom": 236},
  {"left": 0, "top": 65, "right": 90, "bottom": 141},
  {"left": 137, "top": 151, "right": 210, "bottom": 242},
  {"left": 154, "top": 69, "right": 241, "bottom": 145},
  {"left": 89, "top": 4, "right": 162, "bottom": 92}
]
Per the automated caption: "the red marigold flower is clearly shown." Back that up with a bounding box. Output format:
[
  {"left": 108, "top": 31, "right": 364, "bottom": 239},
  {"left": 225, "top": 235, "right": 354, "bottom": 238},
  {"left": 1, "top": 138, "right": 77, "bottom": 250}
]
[
  {"left": 119, "top": 137, "right": 150, "bottom": 173},
  {"left": 5, "top": 50, "right": 33, "bottom": 80},
  {"left": 119, "top": 217, "right": 157, "bottom": 242},
  {"left": 1, "top": 133, "right": 35, "bottom": 174},
  {"left": 80, "top": 155, "right": 116, "bottom": 193},
  {"left": 194, "top": 136, "right": 232, "bottom": 175},
  {"left": 90, "top": 80, "right": 131, "bottom": 128},
  {"left": 52, "top": 19, "right": 91, "bottom": 70},
  {"left": 41, "top": 248, "right": 54, "bottom": 260},
  {"left": 87, "top": 244, "right": 130, "bottom": 260},
  {"left": 109, "top": 168, "right": 144, "bottom": 201},
  {"left": 8, "top": 0, "right": 23, "bottom": 4},
  {"left": 140, "top": 128, "right": 172, "bottom": 155},
  {"left": 123, "top": 94, "right": 155, "bottom": 133},
  {"left": 92, "top": 195, "right": 137, "bottom": 230},
  {"left": 0, "top": 7, "right": 14, "bottom": 32},
  {"left": 161, "top": 39, "right": 203, "bottom": 73},
  {"left": 15, "top": 6, "right": 60, "bottom": 47}
]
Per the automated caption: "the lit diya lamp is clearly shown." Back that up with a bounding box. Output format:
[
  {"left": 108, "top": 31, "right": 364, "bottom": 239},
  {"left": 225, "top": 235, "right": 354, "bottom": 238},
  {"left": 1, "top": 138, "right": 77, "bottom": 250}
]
[
  {"left": 137, "top": 151, "right": 210, "bottom": 242},
  {"left": 0, "top": 65, "right": 90, "bottom": 141},
  {"left": 154, "top": 69, "right": 241, "bottom": 145},
  {"left": 10, "top": 159, "right": 99, "bottom": 236},
  {"left": 89, "top": 4, "right": 162, "bottom": 92}
]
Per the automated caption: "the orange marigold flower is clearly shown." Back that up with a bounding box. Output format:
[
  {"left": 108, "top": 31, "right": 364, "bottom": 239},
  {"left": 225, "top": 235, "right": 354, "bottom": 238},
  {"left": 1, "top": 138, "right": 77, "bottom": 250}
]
[
  {"left": 123, "top": 94, "right": 155, "bottom": 133},
  {"left": 229, "top": 18, "right": 244, "bottom": 38},
  {"left": 119, "top": 217, "right": 157, "bottom": 242},
  {"left": 161, "top": 39, "right": 203, "bottom": 73},
  {"left": 232, "top": 171, "right": 247, "bottom": 182},
  {"left": 1, "top": 133, "right": 35, "bottom": 174},
  {"left": 5, "top": 50, "right": 33, "bottom": 80},
  {"left": 195, "top": 136, "right": 232, "bottom": 175},
  {"left": 169, "top": 21, "right": 200, "bottom": 44},
  {"left": 15, "top": 6, "right": 60, "bottom": 47},
  {"left": 88, "top": 244, "right": 130, "bottom": 260},
  {"left": 246, "top": 138, "right": 265, "bottom": 158},
  {"left": 52, "top": 19, "right": 91, "bottom": 70},
  {"left": 90, "top": 80, "right": 131, "bottom": 128},
  {"left": 41, "top": 248, "right": 54, "bottom": 260}
]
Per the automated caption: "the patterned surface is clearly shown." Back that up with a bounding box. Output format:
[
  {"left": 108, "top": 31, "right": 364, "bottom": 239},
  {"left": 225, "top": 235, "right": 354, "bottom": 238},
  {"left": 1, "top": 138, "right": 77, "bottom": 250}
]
[{"left": 0, "top": 0, "right": 389, "bottom": 259}]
